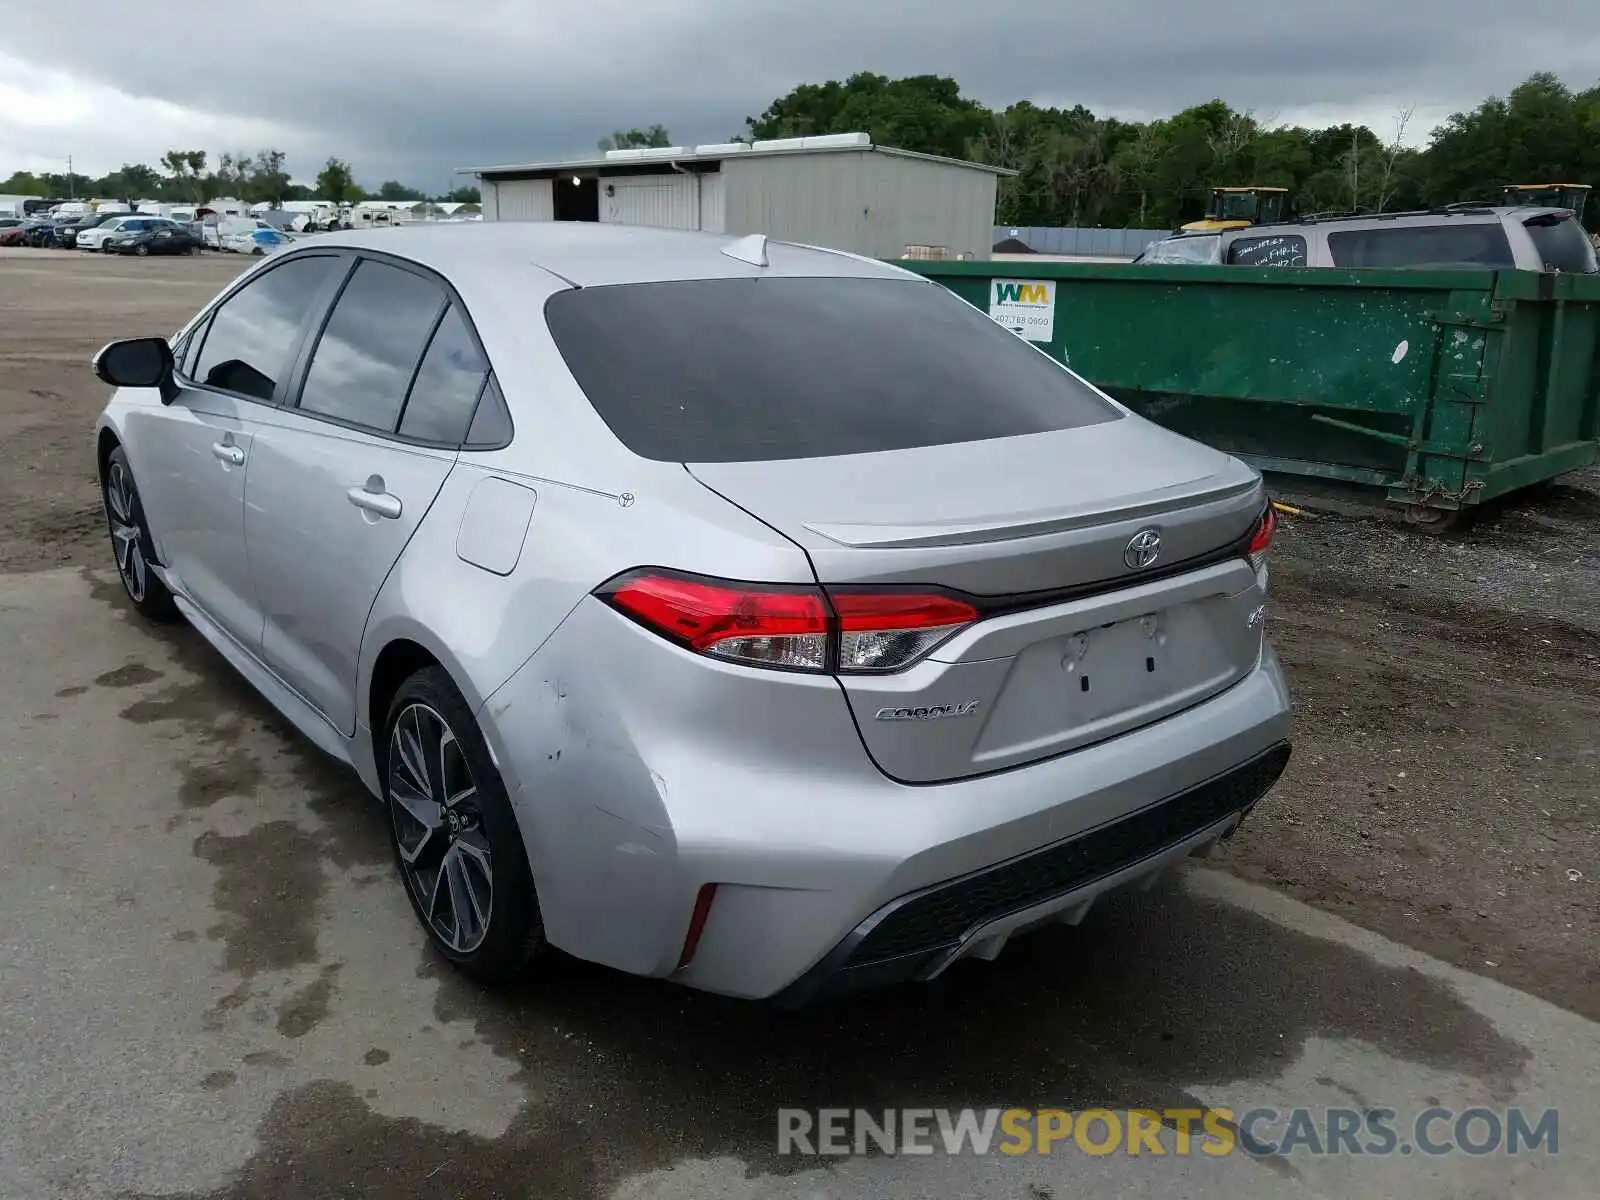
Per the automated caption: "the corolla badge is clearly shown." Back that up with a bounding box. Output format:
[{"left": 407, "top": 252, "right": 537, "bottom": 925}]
[
  {"left": 1124, "top": 527, "right": 1162, "bottom": 570},
  {"left": 874, "top": 701, "right": 982, "bottom": 722}
]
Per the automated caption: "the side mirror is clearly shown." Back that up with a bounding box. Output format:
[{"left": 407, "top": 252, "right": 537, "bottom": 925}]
[{"left": 93, "top": 337, "right": 178, "bottom": 404}]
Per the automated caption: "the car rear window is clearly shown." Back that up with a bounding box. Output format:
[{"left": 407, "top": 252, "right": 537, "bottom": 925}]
[
  {"left": 1139, "top": 235, "right": 1222, "bottom": 264},
  {"left": 1326, "top": 223, "right": 1515, "bottom": 269},
  {"left": 543, "top": 277, "right": 1119, "bottom": 463},
  {"left": 1523, "top": 213, "right": 1598, "bottom": 273}
]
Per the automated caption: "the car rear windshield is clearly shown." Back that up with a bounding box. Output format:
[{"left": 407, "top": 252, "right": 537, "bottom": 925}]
[
  {"left": 1139, "top": 235, "right": 1222, "bottom": 264},
  {"left": 1523, "top": 213, "right": 1598, "bottom": 273},
  {"left": 1326, "top": 222, "right": 1515, "bottom": 269},
  {"left": 544, "top": 276, "right": 1120, "bottom": 463}
]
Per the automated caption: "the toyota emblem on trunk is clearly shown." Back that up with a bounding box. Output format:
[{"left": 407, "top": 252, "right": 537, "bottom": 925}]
[{"left": 1124, "top": 527, "right": 1162, "bottom": 569}]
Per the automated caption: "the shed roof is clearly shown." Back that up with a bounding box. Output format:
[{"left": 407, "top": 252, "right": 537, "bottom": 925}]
[{"left": 466, "top": 134, "right": 1015, "bottom": 180}]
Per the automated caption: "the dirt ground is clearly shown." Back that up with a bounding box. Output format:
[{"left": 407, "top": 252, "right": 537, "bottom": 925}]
[
  {"left": 0, "top": 249, "right": 247, "bottom": 572},
  {"left": 1, "top": 247, "right": 1594, "bottom": 1021}
]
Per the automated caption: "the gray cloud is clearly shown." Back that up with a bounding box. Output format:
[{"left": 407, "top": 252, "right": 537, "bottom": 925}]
[{"left": 2, "top": 0, "right": 1597, "bottom": 185}]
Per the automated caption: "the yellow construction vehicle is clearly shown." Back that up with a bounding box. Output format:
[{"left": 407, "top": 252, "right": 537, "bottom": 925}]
[
  {"left": 1501, "top": 183, "right": 1589, "bottom": 221},
  {"left": 1180, "top": 186, "right": 1290, "bottom": 233}
]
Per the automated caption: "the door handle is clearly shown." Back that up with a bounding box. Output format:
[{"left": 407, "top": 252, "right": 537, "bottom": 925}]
[
  {"left": 347, "top": 485, "right": 402, "bottom": 520},
  {"left": 210, "top": 442, "right": 245, "bottom": 466}
]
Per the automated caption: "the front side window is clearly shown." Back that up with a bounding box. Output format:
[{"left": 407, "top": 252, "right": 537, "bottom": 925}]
[
  {"left": 190, "top": 255, "right": 340, "bottom": 401},
  {"left": 1327, "top": 223, "right": 1515, "bottom": 269},
  {"left": 176, "top": 325, "right": 204, "bottom": 377},
  {"left": 296, "top": 259, "right": 445, "bottom": 432}
]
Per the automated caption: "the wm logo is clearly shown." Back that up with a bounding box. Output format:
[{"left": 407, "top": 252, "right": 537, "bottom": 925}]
[{"left": 995, "top": 282, "right": 1050, "bottom": 305}]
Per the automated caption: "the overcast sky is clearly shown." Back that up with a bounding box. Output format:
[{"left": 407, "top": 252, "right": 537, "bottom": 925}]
[{"left": 2, "top": 1, "right": 1597, "bottom": 190}]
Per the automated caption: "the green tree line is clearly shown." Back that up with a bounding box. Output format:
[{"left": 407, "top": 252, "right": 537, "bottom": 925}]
[
  {"left": 1, "top": 151, "right": 479, "bottom": 207},
  {"left": 741, "top": 70, "right": 1600, "bottom": 230}
]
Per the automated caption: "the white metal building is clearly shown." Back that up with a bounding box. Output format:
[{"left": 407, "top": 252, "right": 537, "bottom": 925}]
[{"left": 466, "top": 133, "right": 1010, "bottom": 260}]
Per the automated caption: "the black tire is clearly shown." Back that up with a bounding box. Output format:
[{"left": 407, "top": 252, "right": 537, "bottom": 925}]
[
  {"left": 383, "top": 666, "right": 546, "bottom": 982},
  {"left": 134, "top": 244, "right": 149, "bottom": 256},
  {"left": 102, "top": 446, "right": 180, "bottom": 622}
]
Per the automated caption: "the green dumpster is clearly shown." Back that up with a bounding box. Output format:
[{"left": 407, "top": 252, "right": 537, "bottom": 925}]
[{"left": 903, "top": 260, "right": 1600, "bottom": 526}]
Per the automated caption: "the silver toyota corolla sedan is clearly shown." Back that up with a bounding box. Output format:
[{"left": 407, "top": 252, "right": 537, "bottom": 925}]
[{"left": 91, "top": 223, "right": 1291, "bottom": 1002}]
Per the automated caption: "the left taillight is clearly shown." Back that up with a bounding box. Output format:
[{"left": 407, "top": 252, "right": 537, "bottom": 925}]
[
  {"left": 1247, "top": 504, "right": 1277, "bottom": 573},
  {"left": 597, "top": 570, "right": 978, "bottom": 675},
  {"left": 599, "top": 572, "right": 831, "bottom": 671}
]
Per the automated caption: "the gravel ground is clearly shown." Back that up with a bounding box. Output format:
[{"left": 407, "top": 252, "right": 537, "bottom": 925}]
[
  {"left": 1, "top": 247, "right": 1595, "bottom": 1021},
  {"left": 1217, "top": 472, "right": 1599, "bottom": 1018}
]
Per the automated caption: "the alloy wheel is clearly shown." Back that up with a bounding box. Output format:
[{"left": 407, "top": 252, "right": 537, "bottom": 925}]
[
  {"left": 388, "top": 702, "right": 494, "bottom": 954},
  {"left": 105, "top": 461, "right": 148, "bottom": 603}
]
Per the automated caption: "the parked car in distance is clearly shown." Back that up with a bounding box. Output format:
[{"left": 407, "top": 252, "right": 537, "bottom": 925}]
[
  {"left": 90, "top": 224, "right": 1291, "bottom": 1001},
  {"left": 22, "top": 219, "right": 61, "bottom": 247},
  {"left": 104, "top": 221, "right": 199, "bottom": 256},
  {"left": 79, "top": 215, "right": 165, "bottom": 251},
  {"left": 203, "top": 216, "right": 276, "bottom": 249},
  {"left": 38, "top": 216, "right": 102, "bottom": 247},
  {"left": 0, "top": 221, "right": 32, "bottom": 246},
  {"left": 53, "top": 212, "right": 126, "bottom": 248},
  {"left": 45, "top": 216, "right": 96, "bottom": 248},
  {"left": 1137, "top": 206, "right": 1598, "bottom": 273},
  {"left": 222, "top": 226, "right": 295, "bottom": 256}
]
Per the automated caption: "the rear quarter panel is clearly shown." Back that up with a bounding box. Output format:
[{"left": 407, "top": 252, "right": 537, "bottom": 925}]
[{"left": 354, "top": 452, "right": 817, "bottom": 788}]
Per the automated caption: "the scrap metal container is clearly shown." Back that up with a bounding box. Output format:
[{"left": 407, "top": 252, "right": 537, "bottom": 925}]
[{"left": 904, "top": 260, "right": 1600, "bottom": 525}]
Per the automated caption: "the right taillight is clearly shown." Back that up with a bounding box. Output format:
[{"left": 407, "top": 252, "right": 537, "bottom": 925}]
[
  {"left": 832, "top": 590, "right": 980, "bottom": 673},
  {"left": 1248, "top": 504, "right": 1277, "bottom": 573},
  {"left": 597, "top": 570, "right": 978, "bottom": 675}
]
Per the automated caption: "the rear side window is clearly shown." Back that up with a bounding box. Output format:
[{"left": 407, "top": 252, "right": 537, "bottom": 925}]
[
  {"left": 1227, "top": 234, "right": 1307, "bottom": 267},
  {"left": 297, "top": 260, "right": 446, "bottom": 432},
  {"left": 398, "top": 304, "right": 489, "bottom": 444},
  {"left": 1327, "top": 223, "right": 1514, "bottom": 269},
  {"left": 544, "top": 277, "right": 1119, "bottom": 463},
  {"left": 464, "top": 377, "right": 513, "bottom": 448},
  {"left": 1140, "top": 235, "right": 1221, "bottom": 265},
  {"left": 191, "top": 255, "right": 339, "bottom": 401},
  {"left": 1523, "top": 214, "right": 1598, "bottom": 273}
]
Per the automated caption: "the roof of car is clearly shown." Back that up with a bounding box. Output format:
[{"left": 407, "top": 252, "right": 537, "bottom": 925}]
[
  {"left": 303, "top": 222, "right": 915, "bottom": 288},
  {"left": 1230, "top": 205, "right": 1571, "bottom": 235}
]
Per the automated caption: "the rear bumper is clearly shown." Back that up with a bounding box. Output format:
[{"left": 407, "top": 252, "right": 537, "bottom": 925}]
[
  {"left": 482, "top": 600, "right": 1293, "bottom": 1000},
  {"left": 774, "top": 742, "right": 1288, "bottom": 1006}
]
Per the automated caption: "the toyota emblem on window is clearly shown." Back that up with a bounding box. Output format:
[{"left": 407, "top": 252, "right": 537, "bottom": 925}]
[{"left": 1124, "top": 527, "right": 1162, "bottom": 569}]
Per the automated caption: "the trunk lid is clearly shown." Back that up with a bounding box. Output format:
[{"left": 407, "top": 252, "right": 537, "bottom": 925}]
[{"left": 687, "top": 419, "right": 1268, "bottom": 783}]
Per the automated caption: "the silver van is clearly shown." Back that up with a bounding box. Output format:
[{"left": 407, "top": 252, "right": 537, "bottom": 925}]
[{"left": 1139, "top": 206, "right": 1598, "bottom": 273}]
